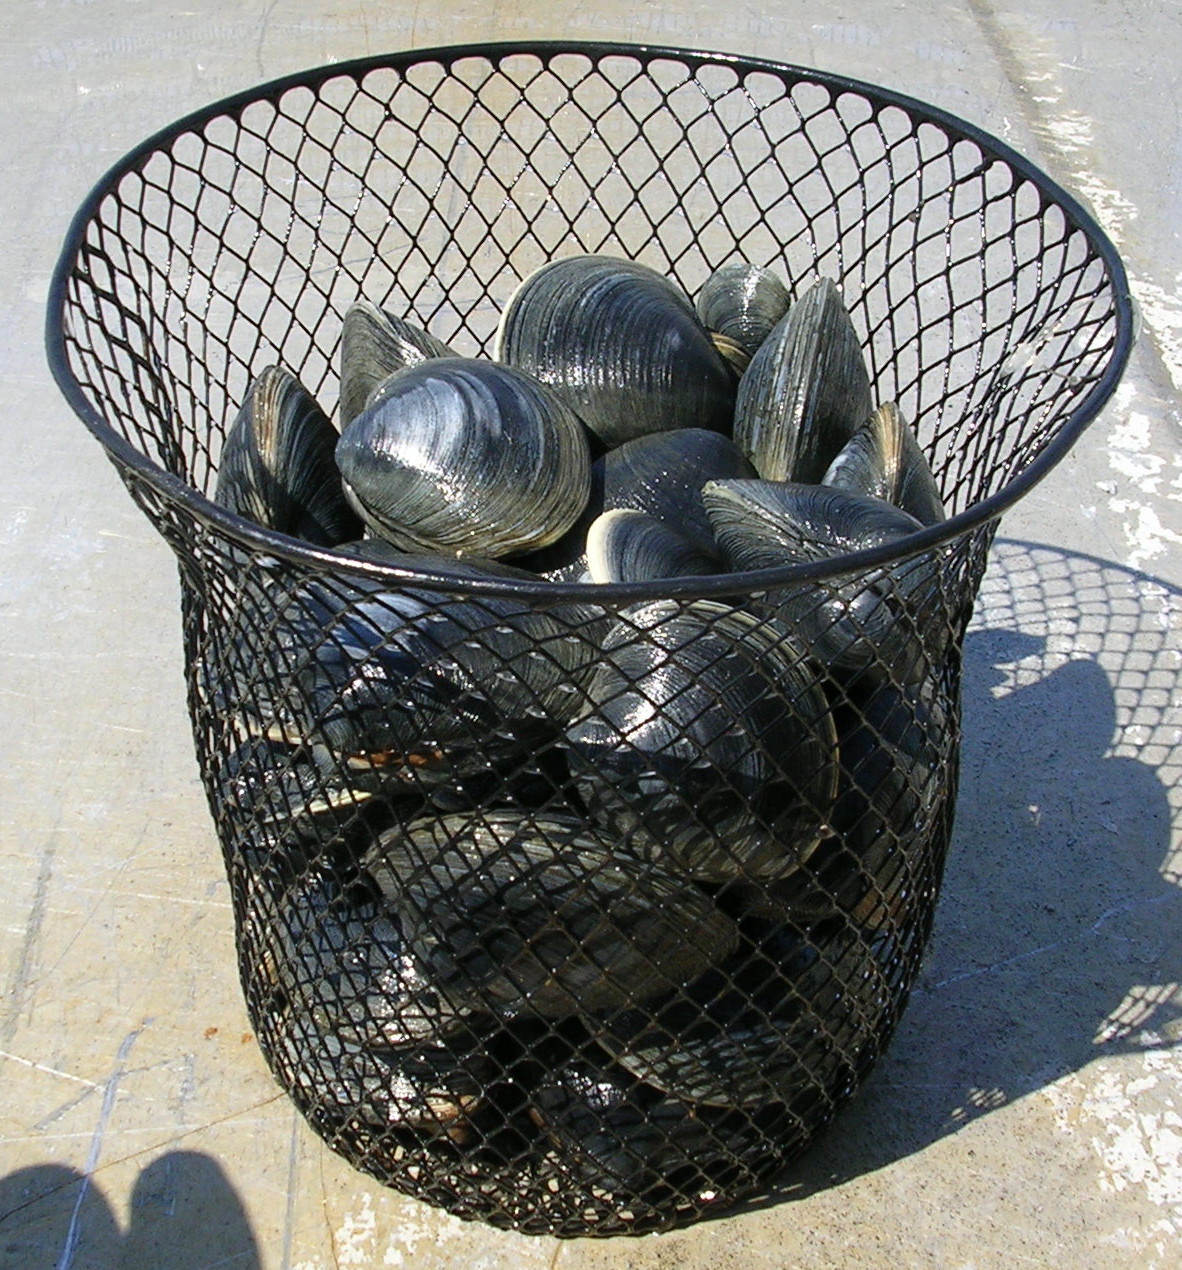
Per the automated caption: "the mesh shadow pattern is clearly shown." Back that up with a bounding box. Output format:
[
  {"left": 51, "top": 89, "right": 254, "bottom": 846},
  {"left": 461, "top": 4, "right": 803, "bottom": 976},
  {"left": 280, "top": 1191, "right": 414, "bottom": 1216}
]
[{"left": 48, "top": 43, "right": 1131, "bottom": 1235}]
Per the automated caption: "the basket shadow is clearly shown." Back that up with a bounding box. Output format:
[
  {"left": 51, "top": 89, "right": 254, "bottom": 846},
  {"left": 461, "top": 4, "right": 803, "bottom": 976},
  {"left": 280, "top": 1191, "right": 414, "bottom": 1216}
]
[
  {"left": 0, "top": 1151, "right": 261, "bottom": 1270},
  {"left": 720, "top": 537, "right": 1180, "bottom": 1213}
]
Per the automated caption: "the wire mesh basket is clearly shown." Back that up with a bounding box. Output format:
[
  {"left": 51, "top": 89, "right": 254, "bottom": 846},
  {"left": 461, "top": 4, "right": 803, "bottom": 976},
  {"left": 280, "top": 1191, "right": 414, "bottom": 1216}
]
[{"left": 47, "top": 41, "right": 1132, "bottom": 1236}]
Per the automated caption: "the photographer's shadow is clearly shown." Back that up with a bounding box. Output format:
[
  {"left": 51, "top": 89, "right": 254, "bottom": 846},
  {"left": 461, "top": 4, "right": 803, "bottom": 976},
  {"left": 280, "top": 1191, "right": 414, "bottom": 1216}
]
[
  {"left": 777, "top": 538, "right": 1180, "bottom": 1196},
  {"left": 0, "top": 1150, "right": 260, "bottom": 1270}
]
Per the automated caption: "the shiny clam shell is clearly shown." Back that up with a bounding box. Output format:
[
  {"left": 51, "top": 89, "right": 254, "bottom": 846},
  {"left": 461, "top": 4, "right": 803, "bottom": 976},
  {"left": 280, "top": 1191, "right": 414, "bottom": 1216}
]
[
  {"left": 695, "top": 262, "right": 793, "bottom": 369},
  {"left": 215, "top": 365, "right": 361, "bottom": 545},
  {"left": 565, "top": 599, "right": 840, "bottom": 881},
  {"left": 336, "top": 357, "right": 592, "bottom": 559},
  {"left": 733, "top": 277, "right": 873, "bottom": 483},
  {"left": 703, "top": 479, "right": 942, "bottom": 682},
  {"left": 363, "top": 809, "right": 740, "bottom": 1018},
  {"left": 517, "top": 427, "right": 754, "bottom": 582},
  {"left": 338, "top": 298, "right": 455, "bottom": 428},
  {"left": 495, "top": 254, "right": 736, "bottom": 448},
  {"left": 822, "top": 402, "right": 946, "bottom": 526},
  {"left": 586, "top": 509, "right": 723, "bottom": 584}
]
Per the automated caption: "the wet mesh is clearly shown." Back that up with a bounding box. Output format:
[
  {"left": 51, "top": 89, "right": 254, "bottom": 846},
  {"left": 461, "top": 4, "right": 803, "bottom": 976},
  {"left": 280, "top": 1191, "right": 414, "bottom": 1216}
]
[{"left": 49, "top": 44, "right": 1130, "bottom": 1236}]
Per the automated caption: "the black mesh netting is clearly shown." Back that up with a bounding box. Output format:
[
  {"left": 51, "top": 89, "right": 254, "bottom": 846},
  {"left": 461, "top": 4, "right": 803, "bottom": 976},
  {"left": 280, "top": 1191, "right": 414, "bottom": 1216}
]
[{"left": 47, "top": 43, "right": 1131, "bottom": 1236}]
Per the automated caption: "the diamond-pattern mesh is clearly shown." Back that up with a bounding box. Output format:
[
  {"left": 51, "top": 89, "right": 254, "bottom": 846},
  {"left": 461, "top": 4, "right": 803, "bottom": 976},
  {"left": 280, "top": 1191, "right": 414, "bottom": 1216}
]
[{"left": 48, "top": 44, "right": 1129, "bottom": 1236}]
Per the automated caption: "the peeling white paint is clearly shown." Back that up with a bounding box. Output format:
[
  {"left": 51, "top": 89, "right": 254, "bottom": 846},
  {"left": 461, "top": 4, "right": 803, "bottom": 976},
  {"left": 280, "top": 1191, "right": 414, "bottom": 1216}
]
[
  {"left": 333, "top": 1192, "right": 378, "bottom": 1266},
  {"left": 1044, "top": 1046, "right": 1182, "bottom": 1268}
]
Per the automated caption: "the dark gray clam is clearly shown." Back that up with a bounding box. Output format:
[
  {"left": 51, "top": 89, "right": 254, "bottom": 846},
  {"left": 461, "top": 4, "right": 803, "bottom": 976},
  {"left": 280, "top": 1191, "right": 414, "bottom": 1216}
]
[
  {"left": 531, "top": 1054, "right": 771, "bottom": 1200},
  {"left": 243, "top": 869, "right": 490, "bottom": 1140},
  {"left": 599, "top": 918, "right": 893, "bottom": 1107},
  {"left": 565, "top": 599, "right": 839, "bottom": 881},
  {"left": 336, "top": 357, "right": 592, "bottom": 559},
  {"left": 221, "top": 564, "right": 598, "bottom": 795},
  {"left": 703, "top": 479, "right": 944, "bottom": 683},
  {"left": 495, "top": 254, "right": 736, "bottom": 448},
  {"left": 362, "top": 809, "right": 740, "bottom": 1018},
  {"left": 695, "top": 262, "right": 793, "bottom": 371},
  {"left": 733, "top": 277, "right": 873, "bottom": 483},
  {"left": 517, "top": 427, "right": 754, "bottom": 582},
  {"left": 585, "top": 509, "right": 723, "bottom": 584},
  {"left": 214, "top": 365, "right": 361, "bottom": 545},
  {"left": 822, "top": 402, "right": 946, "bottom": 526},
  {"left": 338, "top": 298, "right": 455, "bottom": 428}
]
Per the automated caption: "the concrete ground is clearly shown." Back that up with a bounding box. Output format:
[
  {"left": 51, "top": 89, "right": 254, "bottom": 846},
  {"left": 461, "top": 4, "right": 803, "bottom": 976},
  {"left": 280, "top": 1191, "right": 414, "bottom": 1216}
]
[{"left": 3, "top": 2, "right": 1180, "bottom": 1266}]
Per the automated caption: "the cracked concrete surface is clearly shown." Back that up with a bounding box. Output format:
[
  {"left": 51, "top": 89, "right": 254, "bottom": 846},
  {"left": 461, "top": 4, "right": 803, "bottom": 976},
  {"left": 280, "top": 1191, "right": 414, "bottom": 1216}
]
[{"left": 2, "top": 1, "right": 1179, "bottom": 1266}]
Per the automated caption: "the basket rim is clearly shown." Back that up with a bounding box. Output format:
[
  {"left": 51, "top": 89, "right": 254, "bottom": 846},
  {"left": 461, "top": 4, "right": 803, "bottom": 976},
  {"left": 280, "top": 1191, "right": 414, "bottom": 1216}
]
[{"left": 45, "top": 38, "right": 1135, "bottom": 601}]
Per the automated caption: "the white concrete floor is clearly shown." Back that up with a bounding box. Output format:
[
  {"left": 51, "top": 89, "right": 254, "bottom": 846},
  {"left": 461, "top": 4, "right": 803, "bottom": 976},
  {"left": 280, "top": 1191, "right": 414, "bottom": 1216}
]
[{"left": 4, "top": 2, "right": 1180, "bottom": 1267}]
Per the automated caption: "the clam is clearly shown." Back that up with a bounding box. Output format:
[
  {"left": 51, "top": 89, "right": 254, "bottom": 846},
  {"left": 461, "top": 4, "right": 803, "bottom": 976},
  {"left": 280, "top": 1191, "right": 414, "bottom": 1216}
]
[
  {"left": 564, "top": 599, "right": 839, "bottom": 881},
  {"left": 214, "top": 365, "right": 361, "bottom": 545},
  {"left": 733, "top": 277, "right": 873, "bottom": 483},
  {"left": 703, "top": 479, "right": 943, "bottom": 682},
  {"left": 517, "top": 427, "right": 754, "bottom": 582},
  {"left": 695, "top": 262, "right": 793, "bottom": 372},
  {"left": 586, "top": 509, "right": 723, "bottom": 584},
  {"left": 599, "top": 918, "right": 893, "bottom": 1107},
  {"left": 338, "top": 298, "right": 454, "bottom": 427},
  {"left": 362, "top": 809, "right": 740, "bottom": 1018},
  {"left": 531, "top": 1053, "right": 767, "bottom": 1199},
  {"left": 822, "top": 402, "right": 946, "bottom": 526},
  {"left": 495, "top": 254, "right": 736, "bottom": 447},
  {"left": 336, "top": 357, "right": 592, "bottom": 559}
]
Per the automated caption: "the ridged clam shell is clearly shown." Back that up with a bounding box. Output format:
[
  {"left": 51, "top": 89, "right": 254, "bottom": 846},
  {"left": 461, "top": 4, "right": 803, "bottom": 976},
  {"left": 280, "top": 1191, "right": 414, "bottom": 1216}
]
[
  {"left": 215, "top": 365, "right": 361, "bottom": 545},
  {"left": 733, "top": 277, "right": 873, "bottom": 482},
  {"left": 696, "top": 262, "right": 792, "bottom": 364},
  {"left": 495, "top": 254, "right": 736, "bottom": 447},
  {"left": 363, "top": 810, "right": 741, "bottom": 1018},
  {"left": 565, "top": 599, "right": 839, "bottom": 881},
  {"left": 599, "top": 919, "right": 894, "bottom": 1107},
  {"left": 336, "top": 357, "right": 592, "bottom": 559},
  {"left": 223, "top": 567, "right": 597, "bottom": 791},
  {"left": 586, "top": 509, "right": 723, "bottom": 583},
  {"left": 822, "top": 402, "right": 946, "bottom": 526},
  {"left": 338, "top": 298, "right": 454, "bottom": 427},
  {"left": 516, "top": 427, "right": 754, "bottom": 581},
  {"left": 703, "top": 479, "right": 942, "bottom": 682}
]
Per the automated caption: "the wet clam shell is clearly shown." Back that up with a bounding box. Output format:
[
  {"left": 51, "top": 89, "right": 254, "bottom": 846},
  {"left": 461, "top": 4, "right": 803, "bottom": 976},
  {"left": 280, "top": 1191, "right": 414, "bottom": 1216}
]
[
  {"left": 495, "top": 254, "right": 736, "bottom": 448},
  {"left": 696, "top": 262, "right": 793, "bottom": 367},
  {"left": 703, "top": 479, "right": 942, "bottom": 682},
  {"left": 339, "top": 298, "right": 455, "bottom": 428},
  {"left": 733, "top": 277, "right": 873, "bottom": 483},
  {"left": 585, "top": 509, "right": 723, "bottom": 584},
  {"left": 822, "top": 402, "right": 946, "bottom": 526},
  {"left": 336, "top": 357, "right": 592, "bottom": 559},
  {"left": 565, "top": 599, "right": 840, "bottom": 881},
  {"left": 362, "top": 809, "right": 741, "bottom": 1018},
  {"left": 215, "top": 365, "right": 361, "bottom": 545},
  {"left": 517, "top": 427, "right": 754, "bottom": 582},
  {"left": 599, "top": 918, "right": 895, "bottom": 1107}
]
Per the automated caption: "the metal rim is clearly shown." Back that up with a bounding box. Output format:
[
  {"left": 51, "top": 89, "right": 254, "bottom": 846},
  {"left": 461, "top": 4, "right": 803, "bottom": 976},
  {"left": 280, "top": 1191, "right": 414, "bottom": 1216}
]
[{"left": 45, "top": 39, "right": 1135, "bottom": 601}]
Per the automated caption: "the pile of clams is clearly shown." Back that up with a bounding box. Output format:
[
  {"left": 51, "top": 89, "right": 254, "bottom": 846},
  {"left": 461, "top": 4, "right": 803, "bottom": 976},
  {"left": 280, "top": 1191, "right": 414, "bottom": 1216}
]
[{"left": 212, "top": 254, "right": 953, "bottom": 1223}]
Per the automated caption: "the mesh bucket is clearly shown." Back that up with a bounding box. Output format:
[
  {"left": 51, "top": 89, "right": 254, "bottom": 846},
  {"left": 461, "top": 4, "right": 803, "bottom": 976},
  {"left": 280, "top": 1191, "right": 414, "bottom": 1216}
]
[{"left": 47, "top": 42, "right": 1131, "bottom": 1236}]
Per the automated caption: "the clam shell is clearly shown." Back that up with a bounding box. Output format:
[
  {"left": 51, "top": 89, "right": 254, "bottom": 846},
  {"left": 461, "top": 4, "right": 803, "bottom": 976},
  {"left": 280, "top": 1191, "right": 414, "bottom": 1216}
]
[
  {"left": 215, "top": 365, "right": 361, "bottom": 545},
  {"left": 703, "top": 479, "right": 942, "bottom": 682},
  {"left": 222, "top": 566, "right": 598, "bottom": 794},
  {"left": 586, "top": 509, "right": 723, "bottom": 584},
  {"left": 822, "top": 402, "right": 946, "bottom": 526},
  {"left": 516, "top": 427, "right": 754, "bottom": 581},
  {"left": 599, "top": 918, "right": 894, "bottom": 1107},
  {"left": 495, "top": 254, "right": 736, "bottom": 448},
  {"left": 339, "top": 299, "right": 455, "bottom": 428},
  {"left": 363, "top": 809, "right": 740, "bottom": 1018},
  {"left": 733, "top": 277, "right": 873, "bottom": 483},
  {"left": 565, "top": 599, "right": 840, "bottom": 881},
  {"left": 696, "top": 262, "right": 792, "bottom": 364},
  {"left": 336, "top": 357, "right": 592, "bottom": 559}
]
